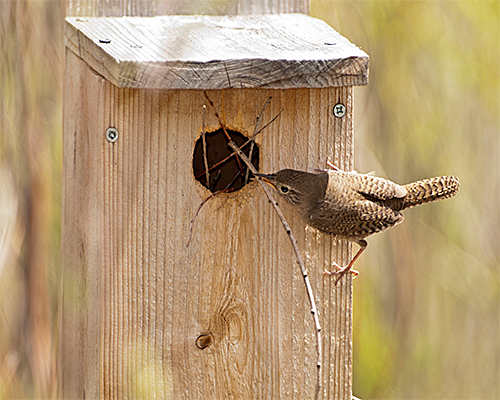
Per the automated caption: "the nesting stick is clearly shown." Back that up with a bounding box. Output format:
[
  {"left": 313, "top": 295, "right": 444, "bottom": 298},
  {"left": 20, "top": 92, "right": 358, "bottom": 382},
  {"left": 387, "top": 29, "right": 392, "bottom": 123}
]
[{"left": 228, "top": 141, "right": 323, "bottom": 400}]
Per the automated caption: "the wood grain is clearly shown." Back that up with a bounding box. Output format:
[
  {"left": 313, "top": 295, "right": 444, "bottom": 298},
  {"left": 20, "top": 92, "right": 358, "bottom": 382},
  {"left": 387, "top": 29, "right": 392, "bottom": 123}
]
[
  {"left": 60, "top": 50, "right": 354, "bottom": 399},
  {"left": 64, "top": 14, "right": 369, "bottom": 90}
]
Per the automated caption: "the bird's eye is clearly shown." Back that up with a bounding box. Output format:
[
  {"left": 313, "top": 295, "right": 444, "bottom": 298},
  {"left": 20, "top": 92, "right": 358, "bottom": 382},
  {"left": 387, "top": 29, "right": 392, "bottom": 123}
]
[{"left": 280, "top": 186, "right": 289, "bottom": 193}]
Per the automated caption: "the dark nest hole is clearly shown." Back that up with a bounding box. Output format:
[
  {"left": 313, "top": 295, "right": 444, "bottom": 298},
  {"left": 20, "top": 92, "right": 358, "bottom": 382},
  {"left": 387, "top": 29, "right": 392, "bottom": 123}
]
[{"left": 192, "top": 128, "right": 260, "bottom": 193}]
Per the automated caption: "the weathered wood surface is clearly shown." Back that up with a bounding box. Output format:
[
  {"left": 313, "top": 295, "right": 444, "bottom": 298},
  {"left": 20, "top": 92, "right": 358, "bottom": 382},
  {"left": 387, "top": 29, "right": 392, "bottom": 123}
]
[
  {"left": 65, "top": 14, "right": 369, "bottom": 89},
  {"left": 66, "top": 0, "right": 309, "bottom": 18},
  {"left": 60, "top": 49, "right": 355, "bottom": 399}
]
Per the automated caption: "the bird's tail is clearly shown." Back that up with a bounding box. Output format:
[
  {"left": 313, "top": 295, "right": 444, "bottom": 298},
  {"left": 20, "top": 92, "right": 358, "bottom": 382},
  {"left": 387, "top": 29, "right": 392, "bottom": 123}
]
[{"left": 396, "top": 176, "right": 459, "bottom": 211}]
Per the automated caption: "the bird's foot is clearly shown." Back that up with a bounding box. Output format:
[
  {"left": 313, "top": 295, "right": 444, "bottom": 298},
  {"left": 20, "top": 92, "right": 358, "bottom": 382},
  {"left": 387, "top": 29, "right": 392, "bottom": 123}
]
[
  {"left": 324, "top": 243, "right": 366, "bottom": 285},
  {"left": 323, "top": 264, "right": 359, "bottom": 285}
]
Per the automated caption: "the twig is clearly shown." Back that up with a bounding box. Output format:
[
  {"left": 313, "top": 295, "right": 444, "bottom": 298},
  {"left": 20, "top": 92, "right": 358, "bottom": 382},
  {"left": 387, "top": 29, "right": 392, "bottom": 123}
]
[
  {"left": 201, "top": 105, "right": 210, "bottom": 186},
  {"left": 245, "top": 96, "right": 272, "bottom": 184},
  {"left": 228, "top": 141, "right": 323, "bottom": 400},
  {"left": 195, "top": 119, "right": 277, "bottom": 180},
  {"left": 195, "top": 137, "right": 253, "bottom": 180},
  {"left": 203, "top": 91, "right": 244, "bottom": 173},
  {"left": 209, "top": 170, "right": 221, "bottom": 192},
  {"left": 187, "top": 170, "right": 242, "bottom": 247},
  {"left": 186, "top": 189, "right": 228, "bottom": 247},
  {"left": 254, "top": 107, "right": 283, "bottom": 137},
  {"left": 193, "top": 97, "right": 321, "bottom": 397}
]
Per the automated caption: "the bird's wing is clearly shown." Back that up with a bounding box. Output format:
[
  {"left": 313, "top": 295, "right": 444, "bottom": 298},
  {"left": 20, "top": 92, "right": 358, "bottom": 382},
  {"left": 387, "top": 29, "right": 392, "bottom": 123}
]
[
  {"left": 350, "top": 173, "right": 407, "bottom": 201},
  {"left": 310, "top": 197, "right": 404, "bottom": 238}
]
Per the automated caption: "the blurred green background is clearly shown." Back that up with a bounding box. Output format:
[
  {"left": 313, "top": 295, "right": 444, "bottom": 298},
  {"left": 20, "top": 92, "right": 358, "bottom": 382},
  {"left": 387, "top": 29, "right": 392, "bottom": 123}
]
[
  {"left": 313, "top": 1, "right": 499, "bottom": 399},
  {"left": 0, "top": 1, "right": 498, "bottom": 398}
]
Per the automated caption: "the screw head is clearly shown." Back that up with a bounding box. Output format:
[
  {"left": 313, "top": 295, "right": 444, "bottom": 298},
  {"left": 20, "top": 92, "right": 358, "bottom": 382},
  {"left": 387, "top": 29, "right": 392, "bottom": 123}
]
[
  {"left": 105, "top": 127, "right": 119, "bottom": 143},
  {"left": 333, "top": 103, "right": 346, "bottom": 118}
]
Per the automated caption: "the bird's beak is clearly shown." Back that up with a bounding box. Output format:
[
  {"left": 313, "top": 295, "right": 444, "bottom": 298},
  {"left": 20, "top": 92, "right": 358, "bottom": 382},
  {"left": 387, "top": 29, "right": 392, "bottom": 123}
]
[{"left": 253, "top": 173, "right": 277, "bottom": 189}]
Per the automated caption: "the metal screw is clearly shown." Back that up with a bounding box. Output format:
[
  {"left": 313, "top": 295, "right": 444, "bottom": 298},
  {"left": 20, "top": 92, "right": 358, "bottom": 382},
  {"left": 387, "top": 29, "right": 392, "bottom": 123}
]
[
  {"left": 105, "top": 127, "right": 119, "bottom": 143},
  {"left": 333, "top": 103, "right": 346, "bottom": 118}
]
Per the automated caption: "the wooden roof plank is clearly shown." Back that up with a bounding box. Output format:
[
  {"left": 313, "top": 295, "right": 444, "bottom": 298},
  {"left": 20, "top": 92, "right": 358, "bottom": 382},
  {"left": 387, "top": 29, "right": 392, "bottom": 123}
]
[{"left": 65, "top": 14, "right": 369, "bottom": 89}]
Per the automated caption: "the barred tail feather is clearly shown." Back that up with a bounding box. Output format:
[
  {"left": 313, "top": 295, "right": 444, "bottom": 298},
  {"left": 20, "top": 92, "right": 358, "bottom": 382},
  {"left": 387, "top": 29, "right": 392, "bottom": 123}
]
[{"left": 398, "top": 176, "right": 459, "bottom": 211}]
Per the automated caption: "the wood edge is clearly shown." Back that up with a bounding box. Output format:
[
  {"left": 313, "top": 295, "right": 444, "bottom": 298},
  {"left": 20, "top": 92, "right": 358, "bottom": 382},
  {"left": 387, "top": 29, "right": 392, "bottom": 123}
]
[
  {"left": 118, "top": 56, "right": 369, "bottom": 89},
  {"left": 65, "top": 18, "right": 120, "bottom": 87}
]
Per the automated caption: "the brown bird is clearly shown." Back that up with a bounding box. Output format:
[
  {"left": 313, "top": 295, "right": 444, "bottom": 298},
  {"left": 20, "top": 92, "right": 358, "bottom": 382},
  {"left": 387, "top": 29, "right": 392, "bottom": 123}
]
[{"left": 255, "top": 166, "right": 459, "bottom": 282}]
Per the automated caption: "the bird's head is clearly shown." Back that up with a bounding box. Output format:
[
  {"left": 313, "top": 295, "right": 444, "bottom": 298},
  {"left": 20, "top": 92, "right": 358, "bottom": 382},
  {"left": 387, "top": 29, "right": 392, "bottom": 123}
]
[{"left": 254, "top": 169, "right": 328, "bottom": 209}]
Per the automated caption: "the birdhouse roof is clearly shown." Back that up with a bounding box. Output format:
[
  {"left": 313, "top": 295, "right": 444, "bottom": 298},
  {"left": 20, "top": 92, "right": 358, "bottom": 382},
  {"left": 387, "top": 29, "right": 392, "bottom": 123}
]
[{"left": 65, "top": 13, "right": 369, "bottom": 89}]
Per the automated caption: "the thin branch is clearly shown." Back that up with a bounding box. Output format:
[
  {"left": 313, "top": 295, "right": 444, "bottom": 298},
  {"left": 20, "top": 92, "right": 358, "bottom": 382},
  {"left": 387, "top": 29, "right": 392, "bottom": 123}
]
[
  {"left": 187, "top": 170, "right": 242, "bottom": 247},
  {"left": 254, "top": 107, "right": 283, "bottom": 137},
  {"left": 195, "top": 96, "right": 321, "bottom": 398},
  {"left": 209, "top": 170, "right": 221, "bottom": 192},
  {"left": 203, "top": 91, "right": 244, "bottom": 173},
  {"left": 194, "top": 121, "right": 275, "bottom": 180},
  {"left": 195, "top": 138, "right": 253, "bottom": 180},
  {"left": 228, "top": 141, "right": 322, "bottom": 400},
  {"left": 186, "top": 189, "right": 227, "bottom": 247},
  {"left": 201, "top": 105, "right": 210, "bottom": 186},
  {"left": 245, "top": 96, "right": 272, "bottom": 184}
]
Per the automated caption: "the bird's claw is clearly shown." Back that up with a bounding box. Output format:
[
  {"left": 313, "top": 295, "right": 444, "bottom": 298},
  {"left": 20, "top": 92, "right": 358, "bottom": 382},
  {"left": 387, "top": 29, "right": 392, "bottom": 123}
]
[
  {"left": 323, "top": 265, "right": 359, "bottom": 285},
  {"left": 322, "top": 262, "right": 342, "bottom": 274},
  {"left": 323, "top": 267, "right": 359, "bottom": 276}
]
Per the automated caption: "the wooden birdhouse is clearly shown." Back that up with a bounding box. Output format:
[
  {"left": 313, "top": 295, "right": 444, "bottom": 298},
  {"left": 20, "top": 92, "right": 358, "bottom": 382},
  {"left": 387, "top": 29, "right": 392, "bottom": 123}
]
[{"left": 60, "top": 3, "right": 368, "bottom": 399}]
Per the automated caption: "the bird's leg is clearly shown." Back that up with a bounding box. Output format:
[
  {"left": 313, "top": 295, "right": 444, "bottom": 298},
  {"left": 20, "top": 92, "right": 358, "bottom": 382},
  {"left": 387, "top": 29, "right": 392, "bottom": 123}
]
[
  {"left": 323, "top": 262, "right": 359, "bottom": 275},
  {"left": 323, "top": 260, "right": 359, "bottom": 281},
  {"left": 333, "top": 247, "right": 364, "bottom": 285},
  {"left": 323, "top": 240, "right": 367, "bottom": 285}
]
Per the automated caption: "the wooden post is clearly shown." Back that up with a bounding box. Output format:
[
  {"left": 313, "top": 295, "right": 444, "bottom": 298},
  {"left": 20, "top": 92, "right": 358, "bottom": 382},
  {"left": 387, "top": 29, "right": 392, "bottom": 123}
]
[{"left": 60, "top": 3, "right": 368, "bottom": 399}]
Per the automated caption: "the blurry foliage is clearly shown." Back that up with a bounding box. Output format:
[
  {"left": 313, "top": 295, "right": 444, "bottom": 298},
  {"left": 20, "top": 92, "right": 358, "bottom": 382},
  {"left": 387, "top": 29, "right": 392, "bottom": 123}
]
[
  {"left": 1, "top": 1, "right": 64, "bottom": 398},
  {"left": 312, "top": 1, "right": 499, "bottom": 399},
  {"left": 0, "top": 0, "right": 498, "bottom": 398}
]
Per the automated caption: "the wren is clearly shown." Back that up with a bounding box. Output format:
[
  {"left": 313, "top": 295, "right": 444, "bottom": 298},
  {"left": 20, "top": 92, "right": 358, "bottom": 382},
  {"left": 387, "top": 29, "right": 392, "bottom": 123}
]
[{"left": 255, "top": 167, "right": 459, "bottom": 282}]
